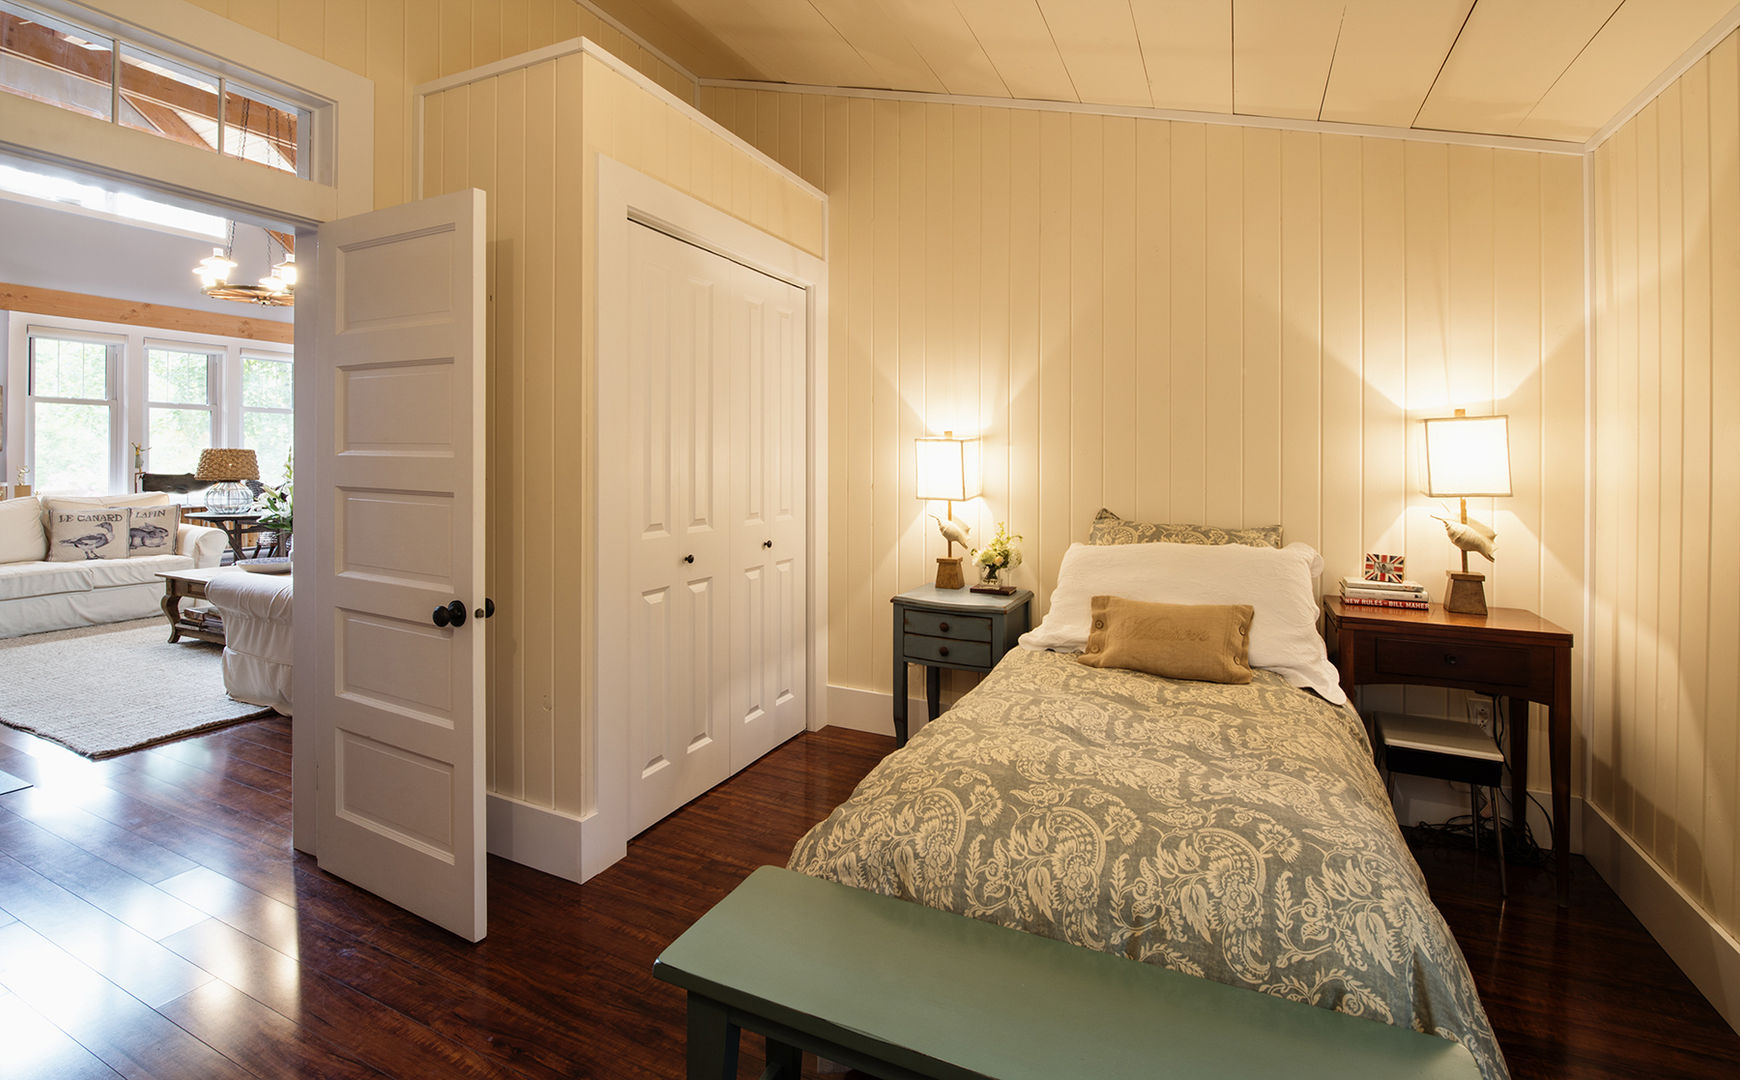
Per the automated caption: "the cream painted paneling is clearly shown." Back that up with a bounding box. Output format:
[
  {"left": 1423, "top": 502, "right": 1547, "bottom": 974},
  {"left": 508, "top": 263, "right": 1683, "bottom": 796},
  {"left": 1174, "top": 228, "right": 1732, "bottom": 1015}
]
[
  {"left": 1231, "top": 0, "right": 1345, "bottom": 121},
  {"left": 1592, "top": 27, "right": 1740, "bottom": 939},
  {"left": 701, "top": 87, "right": 1585, "bottom": 797},
  {"left": 420, "top": 47, "right": 822, "bottom": 814},
  {"left": 596, "top": 0, "right": 1733, "bottom": 143},
  {"left": 1414, "top": 0, "right": 1620, "bottom": 135},
  {"left": 186, "top": 0, "right": 697, "bottom": 210},
  {"left": 1519, "top": 0, "right": 1738, "bottom": 140},
  {"left": 1319, "top": 0, "right": 1473, "bottom": 128},
  {"left": 1129, "top": 0, "right": 1232, "bottom": 114}
]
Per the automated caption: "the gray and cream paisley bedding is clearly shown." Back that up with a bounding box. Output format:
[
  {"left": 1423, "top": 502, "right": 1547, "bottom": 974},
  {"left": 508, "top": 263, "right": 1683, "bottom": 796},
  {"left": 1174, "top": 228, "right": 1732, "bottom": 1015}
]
[{"left": 789, "top": 648, "right": 1506, "bottom": 1080}]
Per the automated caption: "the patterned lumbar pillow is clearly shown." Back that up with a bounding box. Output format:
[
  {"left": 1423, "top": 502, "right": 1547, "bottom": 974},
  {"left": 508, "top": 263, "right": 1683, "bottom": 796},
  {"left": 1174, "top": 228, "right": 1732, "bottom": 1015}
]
[
  {"left": 1088, "top": 507, "right": 1283, "bottom": 549},
  {"left": 125, "top": 505, "right": 181, "bottom": 557},
  {"left": 48, "top": 508, "right": 129, "bottom": 561}
]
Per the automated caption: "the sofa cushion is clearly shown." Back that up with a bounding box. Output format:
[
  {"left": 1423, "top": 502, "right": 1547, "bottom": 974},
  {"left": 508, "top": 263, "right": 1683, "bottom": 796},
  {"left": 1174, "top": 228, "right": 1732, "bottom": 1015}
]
[
  {"left": 0, "top": 560, "right": 94, "bottom": 602},
  {"left": 0, "top": 496, "right": 47, "bottom": 564},
  {"left": 48, "top": 508, "right": 128, "bottom": 562},
  {"left": 126, "top": 505, "right": 181, "bottom": 557},
  {"left": 86, "top": 553, "right": 194, "bottom": 589}
]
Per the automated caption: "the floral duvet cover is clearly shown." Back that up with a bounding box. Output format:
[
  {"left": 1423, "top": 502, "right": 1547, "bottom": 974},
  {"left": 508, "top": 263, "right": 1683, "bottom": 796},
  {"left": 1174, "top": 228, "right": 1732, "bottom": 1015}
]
[{"left": 788, "top": 649, "right": 1505, "bottom": 1080}]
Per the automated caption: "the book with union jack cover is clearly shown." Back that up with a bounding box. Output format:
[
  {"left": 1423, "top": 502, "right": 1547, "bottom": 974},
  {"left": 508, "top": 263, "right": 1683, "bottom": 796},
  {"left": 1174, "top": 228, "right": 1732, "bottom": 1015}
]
[{"left": 1364, "top": 552, "right": 1406, "bottom": 583}]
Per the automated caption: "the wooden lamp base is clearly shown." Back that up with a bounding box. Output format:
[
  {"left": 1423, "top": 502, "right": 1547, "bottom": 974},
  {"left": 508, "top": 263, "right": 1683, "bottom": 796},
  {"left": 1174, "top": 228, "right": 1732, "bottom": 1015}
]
[
  {"left": 1444, "top": 570, "right": 1488, "bottom": 616},
  {"left": 934, "top": 556, "right": 966, "bottom": 590}
]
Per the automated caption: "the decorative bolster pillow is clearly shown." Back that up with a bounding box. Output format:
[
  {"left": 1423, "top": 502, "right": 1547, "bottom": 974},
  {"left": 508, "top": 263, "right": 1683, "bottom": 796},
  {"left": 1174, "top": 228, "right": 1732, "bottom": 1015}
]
[{"left": 1076, "top": 596, "right": 1255, "bottom": 684}]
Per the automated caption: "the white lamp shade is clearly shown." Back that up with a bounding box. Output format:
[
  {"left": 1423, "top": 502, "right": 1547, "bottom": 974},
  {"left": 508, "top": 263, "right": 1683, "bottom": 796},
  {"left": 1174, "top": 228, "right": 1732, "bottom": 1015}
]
[
  {"left": 1424, "top": 414, "right": 1512, "bottom": 497},
  {"left": 915, "top": 433, "right": 982, "bottom": 502}
]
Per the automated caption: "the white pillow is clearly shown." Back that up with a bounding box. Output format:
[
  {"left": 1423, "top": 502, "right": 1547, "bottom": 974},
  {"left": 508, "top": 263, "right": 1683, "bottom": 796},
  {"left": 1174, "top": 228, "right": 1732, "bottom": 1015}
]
[
  {"left": 0, "top": 496, "right": 48, "bottom": 564},
  {"left": 1021, "top": 541, "right": 1346, "bottom": 704}
]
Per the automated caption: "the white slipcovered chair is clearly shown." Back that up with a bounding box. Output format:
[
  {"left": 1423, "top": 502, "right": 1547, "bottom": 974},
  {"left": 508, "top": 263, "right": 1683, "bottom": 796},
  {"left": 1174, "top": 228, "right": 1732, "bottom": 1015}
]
[{"left": 205, "top": 571, "right": 293, "bottom": 716}]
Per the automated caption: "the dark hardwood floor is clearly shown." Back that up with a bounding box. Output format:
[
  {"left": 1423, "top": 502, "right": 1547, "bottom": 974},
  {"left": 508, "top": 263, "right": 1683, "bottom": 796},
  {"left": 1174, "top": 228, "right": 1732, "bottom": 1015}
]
[{"left": 0, "top": 716, "right": 1736, "bottom": 1079}]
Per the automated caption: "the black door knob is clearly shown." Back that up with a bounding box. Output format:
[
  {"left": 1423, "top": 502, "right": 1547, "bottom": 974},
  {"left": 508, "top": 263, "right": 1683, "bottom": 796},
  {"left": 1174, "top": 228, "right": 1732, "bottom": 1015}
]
[
  {"left": 684, "top": 554, "right": 695, "bottom": 563},
  {"left": 763, "top": 539, "right": 773, "bottom": 548},
  {"left": 432, "top": 600, "right": 467, "bottom": 628},
  {"left": 475, "top": 597, "right": 495, "bottom": 619}
]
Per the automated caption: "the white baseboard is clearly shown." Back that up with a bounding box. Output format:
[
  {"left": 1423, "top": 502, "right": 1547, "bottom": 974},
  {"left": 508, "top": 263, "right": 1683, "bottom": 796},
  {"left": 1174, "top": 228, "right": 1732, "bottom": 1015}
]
[
  {"left": 1582, "top": 806, "right": 1740, "bottom": 1035},
  {"left": 825, "top": 681, "right": 981, "bottom": 738},
  {"left": 486, "top": 792, "right": 586, "bottom": 884}
]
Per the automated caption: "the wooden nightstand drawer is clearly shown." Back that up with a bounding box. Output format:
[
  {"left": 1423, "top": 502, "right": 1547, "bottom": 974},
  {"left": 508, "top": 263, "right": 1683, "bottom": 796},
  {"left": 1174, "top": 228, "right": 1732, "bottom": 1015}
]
[
  {"left": 903, "top": 633, "right": 991, "bottom": 668},
  {"left": 1374, "top": 638, "right": 1531, "bottom": 687},
  {"left": 903, "top": 610, "right": 992, "bottom": 642}
]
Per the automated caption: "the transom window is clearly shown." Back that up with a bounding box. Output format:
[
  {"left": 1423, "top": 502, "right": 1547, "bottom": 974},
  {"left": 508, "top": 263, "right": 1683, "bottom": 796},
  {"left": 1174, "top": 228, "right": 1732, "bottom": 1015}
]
[{"left": 0, "top": 0, "right": 310, "bottom": 178}]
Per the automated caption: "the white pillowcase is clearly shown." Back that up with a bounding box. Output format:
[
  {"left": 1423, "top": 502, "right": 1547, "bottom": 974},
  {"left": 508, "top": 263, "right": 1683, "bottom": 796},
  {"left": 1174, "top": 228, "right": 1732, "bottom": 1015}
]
[{"left": 1020, "top": 540, "right": 1346, "bottom": 704}]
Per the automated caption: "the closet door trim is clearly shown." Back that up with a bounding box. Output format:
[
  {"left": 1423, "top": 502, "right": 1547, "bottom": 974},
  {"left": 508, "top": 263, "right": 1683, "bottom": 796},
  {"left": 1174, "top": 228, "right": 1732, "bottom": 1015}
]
[{"left": 589, "top": 155, "right": 827, "bottom": 881}]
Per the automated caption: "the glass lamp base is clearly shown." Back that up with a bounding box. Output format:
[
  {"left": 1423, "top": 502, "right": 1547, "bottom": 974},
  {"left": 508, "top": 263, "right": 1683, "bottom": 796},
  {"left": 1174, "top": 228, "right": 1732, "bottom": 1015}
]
[{"left": 204, "top": 480, "right": 253, "bottom": 514}]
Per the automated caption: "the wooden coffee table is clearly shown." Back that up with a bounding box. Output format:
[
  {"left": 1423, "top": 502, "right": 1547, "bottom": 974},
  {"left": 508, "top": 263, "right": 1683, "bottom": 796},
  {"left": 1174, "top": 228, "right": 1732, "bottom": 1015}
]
[{"left": 158, "top": 567, "right": 243, "bottom": 644}]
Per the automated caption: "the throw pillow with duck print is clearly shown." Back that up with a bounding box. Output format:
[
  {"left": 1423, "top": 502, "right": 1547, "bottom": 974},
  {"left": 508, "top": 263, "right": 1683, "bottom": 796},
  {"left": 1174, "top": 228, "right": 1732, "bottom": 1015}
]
[{"left": 48, "top": 508, "right": 128, "bottom": 561}]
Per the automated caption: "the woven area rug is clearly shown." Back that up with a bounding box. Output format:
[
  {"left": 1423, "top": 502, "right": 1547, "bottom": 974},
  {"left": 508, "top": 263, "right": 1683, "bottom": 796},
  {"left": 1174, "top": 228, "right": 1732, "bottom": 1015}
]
[{"left": 0, "top": 619, "right": 274, "bottom": 758}]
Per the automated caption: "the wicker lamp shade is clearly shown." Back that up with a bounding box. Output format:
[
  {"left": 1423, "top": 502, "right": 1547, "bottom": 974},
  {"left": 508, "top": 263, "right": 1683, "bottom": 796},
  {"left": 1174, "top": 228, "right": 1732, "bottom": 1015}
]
[{"left": 195, "top": 448, "right": 260, "bottom": 482}]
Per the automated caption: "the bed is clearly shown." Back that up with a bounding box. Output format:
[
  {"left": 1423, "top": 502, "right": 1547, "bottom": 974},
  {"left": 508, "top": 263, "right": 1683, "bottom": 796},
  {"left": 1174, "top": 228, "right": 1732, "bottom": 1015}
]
[{"left": 789, "top": 519, "right": 1508, "bottom": 1080}]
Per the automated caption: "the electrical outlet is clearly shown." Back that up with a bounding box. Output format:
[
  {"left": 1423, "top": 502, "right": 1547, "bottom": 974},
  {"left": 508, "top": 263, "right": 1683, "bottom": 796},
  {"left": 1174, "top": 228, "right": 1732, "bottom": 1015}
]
[{"left": 1466, "top": 696, "right": 1494, "bottom": 735}]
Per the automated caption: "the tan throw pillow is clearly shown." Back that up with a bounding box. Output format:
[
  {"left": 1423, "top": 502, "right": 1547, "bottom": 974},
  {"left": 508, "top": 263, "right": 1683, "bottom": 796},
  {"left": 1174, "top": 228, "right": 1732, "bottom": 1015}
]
[
  {"left": 48, "top": 508, "right": 129, "bottom": 562},
  {"left": 1088, "top": 507, "right": 1282, "bottom": 549},
  {"left": 125, "top": 505, "right": 181, "bottom": 557},
  {"left": 1076, "top": 596, "right": 1255, "bottom": 684}
]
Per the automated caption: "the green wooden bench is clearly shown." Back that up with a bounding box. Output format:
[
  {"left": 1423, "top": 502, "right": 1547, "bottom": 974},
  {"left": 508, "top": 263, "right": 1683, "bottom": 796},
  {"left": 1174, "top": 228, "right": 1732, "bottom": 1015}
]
[{"left": 653, "top": 866, "right": 1483, "bottom": 1080}]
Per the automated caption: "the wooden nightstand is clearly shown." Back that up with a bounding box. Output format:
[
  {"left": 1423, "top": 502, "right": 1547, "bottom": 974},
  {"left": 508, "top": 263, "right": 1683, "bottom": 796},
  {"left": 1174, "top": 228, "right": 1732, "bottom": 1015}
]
[
  {"left": 891, "top": 585, "right": 1033, "bottom": 747},
  {"left": 1323, "top": 597, "right": 1574, "bottom": 904}
]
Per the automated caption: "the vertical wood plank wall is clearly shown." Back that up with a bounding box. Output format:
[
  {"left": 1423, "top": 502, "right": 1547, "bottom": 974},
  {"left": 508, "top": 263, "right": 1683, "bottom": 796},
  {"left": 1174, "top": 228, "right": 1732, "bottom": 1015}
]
[
  {"left": 185, "top": 0, "right": 697, "bottom": 209},
  {"left": 700, "top": 88, "right": 1586, "bottom": 792},
  {"left": 1592, "top": 30, "right": 1740, "bottom": 939},
  {"left": 421, "top": 50, "right": 823, "bottom": 813}
]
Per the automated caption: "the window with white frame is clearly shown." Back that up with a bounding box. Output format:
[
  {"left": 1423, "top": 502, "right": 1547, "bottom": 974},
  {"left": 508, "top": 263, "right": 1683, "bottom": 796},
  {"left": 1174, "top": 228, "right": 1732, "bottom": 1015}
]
[
  {"left": 145, "top": 344, "right": 218, "bottom": 474},
  {"left": 4, "top": 312, "right": 290, "bottom": 496},
  {"left": 26, "top": 330, "right": 118, "bottom": 494},
  {"left": 241, "top": 351, "right": 292, "bottom": 479}
]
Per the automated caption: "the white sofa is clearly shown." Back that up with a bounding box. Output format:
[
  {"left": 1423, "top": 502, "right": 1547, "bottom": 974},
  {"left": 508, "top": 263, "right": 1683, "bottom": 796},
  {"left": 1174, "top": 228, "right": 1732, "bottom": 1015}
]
[
  {"left": 0, "top": 493, "right": 227, "bottom": 639},
  {"left": 205, "top": 571, "right": 293, "bottom": 715}
]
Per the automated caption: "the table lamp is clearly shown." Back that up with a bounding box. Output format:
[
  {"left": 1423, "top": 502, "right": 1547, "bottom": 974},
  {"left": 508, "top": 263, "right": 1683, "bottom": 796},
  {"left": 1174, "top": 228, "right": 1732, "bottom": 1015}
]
[
  {"left": 1424, "top": 410, "right": 1511, "bottom": 616},
  {"left": 196, "top": 448, "right": 260, "bottom": 514},
  {"left": 915, "top": 431, "right": 981, "bottom": 589}
]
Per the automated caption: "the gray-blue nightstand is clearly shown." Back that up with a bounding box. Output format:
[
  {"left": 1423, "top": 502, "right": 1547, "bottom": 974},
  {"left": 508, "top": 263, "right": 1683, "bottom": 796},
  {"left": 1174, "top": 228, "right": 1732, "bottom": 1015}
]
[{"left": 891, "top": 585, "right": 1033, "bottom": 747}]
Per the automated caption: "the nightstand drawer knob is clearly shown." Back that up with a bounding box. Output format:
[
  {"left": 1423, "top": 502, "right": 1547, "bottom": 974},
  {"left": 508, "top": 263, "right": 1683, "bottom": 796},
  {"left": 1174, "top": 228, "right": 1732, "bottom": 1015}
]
[
  {"left": 938, "top": 621, "right": 950, "bottom": 632},
  {"left": 1445, "top": 653, "right": 1460, "bottom": 666},
  {"left": 938, "top": 645, "right": 950, "bottom": 657}
]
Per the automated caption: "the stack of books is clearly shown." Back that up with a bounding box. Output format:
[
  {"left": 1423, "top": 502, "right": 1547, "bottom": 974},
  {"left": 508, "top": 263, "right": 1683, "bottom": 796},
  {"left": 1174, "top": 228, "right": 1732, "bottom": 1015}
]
[{"left": 1340, "top": 576, "right": 1429, "bottom": 610}]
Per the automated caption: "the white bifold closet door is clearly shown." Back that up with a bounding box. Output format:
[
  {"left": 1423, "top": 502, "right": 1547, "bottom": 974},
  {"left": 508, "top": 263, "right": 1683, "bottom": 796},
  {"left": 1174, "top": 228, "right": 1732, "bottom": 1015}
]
[{"left": 626, "top": 221, "right": 807, "bottom": 837}]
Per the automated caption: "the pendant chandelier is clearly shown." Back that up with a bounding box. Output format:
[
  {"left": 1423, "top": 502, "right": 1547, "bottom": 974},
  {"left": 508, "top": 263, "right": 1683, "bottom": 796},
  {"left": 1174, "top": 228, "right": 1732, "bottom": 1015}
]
[
  {"left": 190, "top": 94, "right": 296, "bottom": 306},
  {"left": 194, "top": 231, "right": 296, "bottom": 306}
]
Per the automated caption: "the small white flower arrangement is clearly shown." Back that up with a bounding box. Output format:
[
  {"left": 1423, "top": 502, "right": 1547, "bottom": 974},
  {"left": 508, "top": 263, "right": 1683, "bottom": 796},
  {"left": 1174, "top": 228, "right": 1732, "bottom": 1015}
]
[{"left": 973, "top": 522, "right": 1023, "bottom": 588}]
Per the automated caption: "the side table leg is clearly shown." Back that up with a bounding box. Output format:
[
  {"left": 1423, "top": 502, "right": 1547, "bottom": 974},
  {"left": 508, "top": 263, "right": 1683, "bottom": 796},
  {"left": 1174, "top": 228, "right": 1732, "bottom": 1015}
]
[
  {"left": 1551, "top": 647, "right": 1573, "bottom": 906},
  {"left": 764, "top": 1036, "right": 802, "bottom": 1079},
  {"left": 685, "top": 995, "right": 739, "bottom": 1079},
  {"left": 926, "top": 664, "right": 941, "bottom": 721},
  {"left": 1507, "top": 695, "right": 1529, "bottom": 850},
  {"left": 892, "top": 653, "right": 908, "bottom": 748}
]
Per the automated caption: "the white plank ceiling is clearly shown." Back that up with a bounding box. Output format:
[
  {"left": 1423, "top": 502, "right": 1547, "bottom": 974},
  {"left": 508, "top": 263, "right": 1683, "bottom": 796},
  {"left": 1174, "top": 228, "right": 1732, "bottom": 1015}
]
[{"left": 596, "top": 0, "right": 1739, "bottom": 142}]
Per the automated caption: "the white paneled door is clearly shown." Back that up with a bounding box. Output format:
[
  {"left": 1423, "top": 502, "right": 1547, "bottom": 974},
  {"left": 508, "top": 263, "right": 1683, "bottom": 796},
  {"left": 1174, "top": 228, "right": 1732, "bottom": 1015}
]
[
  {"left": 624, "top": 221, "right": 808, "bottom": 836},
  {"left": 307, "top": 190, "right": 488, "bottom": 941}
]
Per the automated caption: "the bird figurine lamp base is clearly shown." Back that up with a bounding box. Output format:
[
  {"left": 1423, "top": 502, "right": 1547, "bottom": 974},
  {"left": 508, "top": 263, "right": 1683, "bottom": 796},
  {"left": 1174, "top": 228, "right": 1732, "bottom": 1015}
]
[
  {"left": 1444, "top": 570, "right": 1488, "bottom": 616},
  {"left": 935, "top": 556, "right": 967, "bottom": 589}
]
